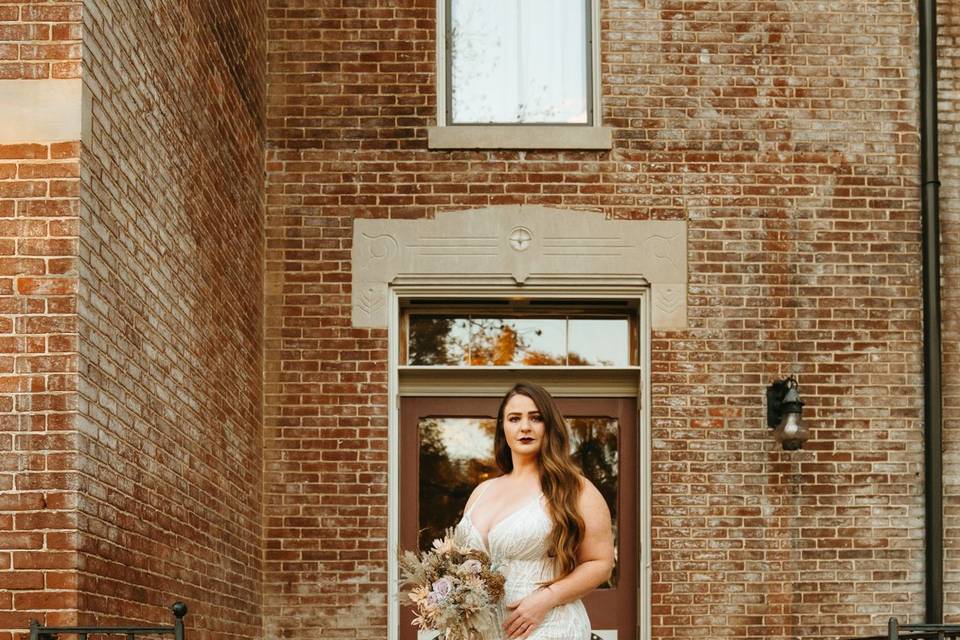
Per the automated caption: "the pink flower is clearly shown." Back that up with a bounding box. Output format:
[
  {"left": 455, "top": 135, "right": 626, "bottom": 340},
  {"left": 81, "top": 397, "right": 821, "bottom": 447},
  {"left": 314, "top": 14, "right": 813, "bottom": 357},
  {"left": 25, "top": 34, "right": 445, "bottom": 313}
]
[{"left": 432, "top": 577, "right": 453, "bottom": 600}]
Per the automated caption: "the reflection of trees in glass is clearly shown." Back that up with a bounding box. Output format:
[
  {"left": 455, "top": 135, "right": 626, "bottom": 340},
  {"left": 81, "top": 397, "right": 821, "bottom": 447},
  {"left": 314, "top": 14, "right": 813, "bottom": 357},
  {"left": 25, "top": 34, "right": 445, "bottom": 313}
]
[
  {"left": 408, "top": 317, "right": 460, "bottom": 365},
  {"left": 450, "top": 0, "right": 584, "bottom": 124},
  {"left": 408, "top": 315, "right": 621, "bottom": 367},
  {"left": 450, "top": 1, "right": 500, "bottom": 123},
  {"left": 568, "top": 351, "right": 613, "bottom": 366},
  {"left": 569, "top": 418, "right": 619, "bottom": 588},
  {"left": 467, "top": 319, "right": 560, "bottom": 366},
  {"left": 418, "top": 418, "right": 498, "bottom": 550}
]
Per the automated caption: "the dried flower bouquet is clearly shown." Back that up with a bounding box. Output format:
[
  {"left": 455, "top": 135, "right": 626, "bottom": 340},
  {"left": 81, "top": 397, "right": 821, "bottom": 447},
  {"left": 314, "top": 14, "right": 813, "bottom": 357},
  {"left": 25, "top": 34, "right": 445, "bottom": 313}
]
[{"left": 398, "top": 527, "right": 506, "bottom": 640}]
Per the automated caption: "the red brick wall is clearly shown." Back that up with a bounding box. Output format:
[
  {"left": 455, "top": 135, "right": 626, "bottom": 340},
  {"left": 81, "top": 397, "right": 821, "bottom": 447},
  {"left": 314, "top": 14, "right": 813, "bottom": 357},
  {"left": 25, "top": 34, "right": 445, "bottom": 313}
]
[
  {"left": 265, "top": 1, "right": 928, "bottom": 639},
  {"left": 0, "top": 3, "right": 82, "bottom": 638},
  {"left": 78, "top": 1, "right": 265, "bottom": 638},
  {"left": 0, "top": 141, "right": 80, "bottom": 639},
  {"left": 940, "top": 0, "right": 960, "bottom": 624},
  {"left": 0, "top": 1, "right": 81, "bottom": 80}
]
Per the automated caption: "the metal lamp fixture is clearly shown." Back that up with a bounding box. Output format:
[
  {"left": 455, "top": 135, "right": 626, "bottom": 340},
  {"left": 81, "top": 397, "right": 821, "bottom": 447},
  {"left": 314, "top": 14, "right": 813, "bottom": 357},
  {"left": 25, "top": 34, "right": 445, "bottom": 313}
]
[{"left": 766, "top": 376, "right": 809, "bottom": 450}]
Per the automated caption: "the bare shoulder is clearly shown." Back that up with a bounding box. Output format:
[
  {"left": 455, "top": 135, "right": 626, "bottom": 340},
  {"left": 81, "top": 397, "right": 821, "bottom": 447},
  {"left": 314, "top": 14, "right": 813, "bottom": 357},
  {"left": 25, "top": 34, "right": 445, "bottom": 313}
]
[
  {"left": 576, "top": 473, "right": 603, "bottom": 499},
  {"left": 463, "top": 476, "right": 499, "bottom": 512},
  {"left": 576, "top": 475, "right": 611, "bottom": 519}
]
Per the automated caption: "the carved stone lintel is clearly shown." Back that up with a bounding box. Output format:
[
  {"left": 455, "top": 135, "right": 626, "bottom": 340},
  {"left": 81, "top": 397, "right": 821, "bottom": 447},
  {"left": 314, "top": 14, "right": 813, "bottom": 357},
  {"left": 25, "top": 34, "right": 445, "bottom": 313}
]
[{"left": 352, "top": 206, "right": 687, "bottom": 330}]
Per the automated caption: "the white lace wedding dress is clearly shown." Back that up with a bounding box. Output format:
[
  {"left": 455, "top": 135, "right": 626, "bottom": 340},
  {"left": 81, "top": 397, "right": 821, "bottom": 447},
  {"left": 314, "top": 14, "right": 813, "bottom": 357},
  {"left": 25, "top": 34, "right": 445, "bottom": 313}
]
[{"left": 454, "top": 482, "right": 592, "bottom": 640}]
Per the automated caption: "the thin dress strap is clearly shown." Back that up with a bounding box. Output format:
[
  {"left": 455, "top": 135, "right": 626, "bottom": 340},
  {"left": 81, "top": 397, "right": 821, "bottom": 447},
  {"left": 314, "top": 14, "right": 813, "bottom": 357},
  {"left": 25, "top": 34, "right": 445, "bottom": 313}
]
[{"left": 464, "top": 480, "right": 494, "bottom": 517}]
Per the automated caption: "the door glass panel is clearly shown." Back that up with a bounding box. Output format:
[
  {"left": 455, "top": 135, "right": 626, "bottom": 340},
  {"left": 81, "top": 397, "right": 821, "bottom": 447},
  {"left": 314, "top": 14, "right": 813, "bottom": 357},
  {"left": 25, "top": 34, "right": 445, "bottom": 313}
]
[
  {"left": 418, "top": 417, "right": 498, "bottom": 550},
  {"left": 417, "top": 415, "right": 619, "bottom": 588},
  {"left": 568, "top": 417, "right": 619, "bottom": 588}
]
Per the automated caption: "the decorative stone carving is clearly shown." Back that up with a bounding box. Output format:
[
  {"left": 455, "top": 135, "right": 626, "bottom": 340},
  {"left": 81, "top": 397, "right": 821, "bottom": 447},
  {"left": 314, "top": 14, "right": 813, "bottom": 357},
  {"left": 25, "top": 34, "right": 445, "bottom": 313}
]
[
  {"left": 509, "top": 226, "right": 533, "bottom": 252},
  {"left": 651, "top": 284, "right": 684, "bottom": 330},
  {"left": 352, "top": 206, "right": 687, "bottom": 330}
]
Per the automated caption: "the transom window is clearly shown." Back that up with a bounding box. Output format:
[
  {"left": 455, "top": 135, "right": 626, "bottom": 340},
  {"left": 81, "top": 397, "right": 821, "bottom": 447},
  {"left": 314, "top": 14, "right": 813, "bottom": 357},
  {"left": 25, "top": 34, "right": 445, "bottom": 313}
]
[
  {"left": 401, "top": 301, "right": 639, "bottom": 368},
  {"left": 404, "top": 313, "right": 638, "bottom": 367},
  {"left": 444, "top": 0, "right": 593, "bottom": 125}
]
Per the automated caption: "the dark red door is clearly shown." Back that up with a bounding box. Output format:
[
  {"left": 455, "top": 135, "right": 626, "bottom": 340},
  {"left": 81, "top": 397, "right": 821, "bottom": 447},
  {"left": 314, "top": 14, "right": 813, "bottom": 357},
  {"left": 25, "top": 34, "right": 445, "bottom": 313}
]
[{"left": 399, "top": 396, "right": 638, "bottom": 640}]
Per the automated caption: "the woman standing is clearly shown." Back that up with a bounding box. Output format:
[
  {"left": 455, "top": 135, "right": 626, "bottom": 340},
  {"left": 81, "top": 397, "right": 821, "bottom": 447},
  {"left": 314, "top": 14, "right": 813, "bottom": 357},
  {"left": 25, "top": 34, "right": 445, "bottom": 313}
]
[{"left": 454, "top": 382, "right": 615, "bottom": 640}]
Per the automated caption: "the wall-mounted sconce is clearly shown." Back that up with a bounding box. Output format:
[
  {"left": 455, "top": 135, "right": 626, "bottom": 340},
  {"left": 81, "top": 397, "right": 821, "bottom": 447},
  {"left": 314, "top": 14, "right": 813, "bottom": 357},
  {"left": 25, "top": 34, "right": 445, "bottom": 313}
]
[{"left": 766, "top": 376, "right": 809, "bottom": 450}]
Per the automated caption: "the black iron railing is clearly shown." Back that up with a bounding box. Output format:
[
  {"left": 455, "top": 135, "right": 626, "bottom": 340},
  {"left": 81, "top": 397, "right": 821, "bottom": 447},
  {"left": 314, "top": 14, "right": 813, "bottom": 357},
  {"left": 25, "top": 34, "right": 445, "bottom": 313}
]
[
  {"left": 852, "top": 617, "right": 960, "bottom": 640},
  {"left": 29, "top": 603, "right": 186, "bottom": 640}
]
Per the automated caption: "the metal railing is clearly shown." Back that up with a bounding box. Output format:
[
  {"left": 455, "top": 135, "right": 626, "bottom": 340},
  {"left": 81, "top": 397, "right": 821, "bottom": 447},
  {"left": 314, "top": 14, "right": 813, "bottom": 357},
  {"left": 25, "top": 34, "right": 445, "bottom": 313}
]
[
  {"left": 851, "top": 617, "right": 960, "bottom": 640},
  {"left": 29, "top": 603, "right": 187, "bottom": 640}
]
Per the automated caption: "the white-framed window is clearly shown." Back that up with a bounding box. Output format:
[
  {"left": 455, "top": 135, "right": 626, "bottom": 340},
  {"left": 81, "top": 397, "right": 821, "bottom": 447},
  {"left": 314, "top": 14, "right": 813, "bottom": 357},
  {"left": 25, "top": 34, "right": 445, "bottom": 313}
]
[
  {"left": 429, "top": 0, "right": 611, "bottom": 149},
  {"left": 446, "top": 0, "right": 592, "bottom": 125}
]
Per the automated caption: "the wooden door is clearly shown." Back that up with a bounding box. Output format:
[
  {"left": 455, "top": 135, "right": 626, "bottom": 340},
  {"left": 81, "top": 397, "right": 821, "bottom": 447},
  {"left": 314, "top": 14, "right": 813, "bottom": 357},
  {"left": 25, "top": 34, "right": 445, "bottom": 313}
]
[{"left": 399, "top": 396, "right": 638, "bottom": 640}]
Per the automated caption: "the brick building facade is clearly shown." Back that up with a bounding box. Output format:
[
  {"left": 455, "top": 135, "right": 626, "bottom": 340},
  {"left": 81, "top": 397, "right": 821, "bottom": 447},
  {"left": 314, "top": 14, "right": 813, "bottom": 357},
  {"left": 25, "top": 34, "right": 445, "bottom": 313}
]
[{"left": 1, "top": 1, "right": 959, "bottom": 639}]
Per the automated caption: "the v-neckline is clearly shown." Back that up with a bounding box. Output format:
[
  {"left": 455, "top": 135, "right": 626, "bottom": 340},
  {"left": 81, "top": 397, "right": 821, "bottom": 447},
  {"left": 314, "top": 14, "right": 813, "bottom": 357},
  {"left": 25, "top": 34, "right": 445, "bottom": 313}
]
[{"left": 465, "top": 491, "right": 543, "bottom": 553}]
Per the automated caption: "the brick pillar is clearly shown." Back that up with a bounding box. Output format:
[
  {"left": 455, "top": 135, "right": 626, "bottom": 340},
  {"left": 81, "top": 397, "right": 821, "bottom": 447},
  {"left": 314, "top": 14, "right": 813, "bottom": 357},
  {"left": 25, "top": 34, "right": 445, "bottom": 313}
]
[
  {"left": 0, "top": 2, "right": 83, "bottom": 638},
  {"left": 2, "top": 2, "right": 266, "bottom": 638}
]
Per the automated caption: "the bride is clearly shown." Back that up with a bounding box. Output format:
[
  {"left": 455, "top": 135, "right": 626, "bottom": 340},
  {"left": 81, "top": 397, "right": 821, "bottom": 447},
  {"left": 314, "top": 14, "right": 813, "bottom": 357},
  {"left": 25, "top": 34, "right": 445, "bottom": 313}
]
[{"left": 455, "top": 382, "right": 614, "bottom": 640}]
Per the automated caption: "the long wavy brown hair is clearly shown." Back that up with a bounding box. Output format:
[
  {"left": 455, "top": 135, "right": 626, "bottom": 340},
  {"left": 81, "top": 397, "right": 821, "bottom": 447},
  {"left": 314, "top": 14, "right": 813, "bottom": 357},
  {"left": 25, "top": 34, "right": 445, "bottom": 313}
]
[{"left": 493, "top": 382, "right": 584, "bottom": 583}]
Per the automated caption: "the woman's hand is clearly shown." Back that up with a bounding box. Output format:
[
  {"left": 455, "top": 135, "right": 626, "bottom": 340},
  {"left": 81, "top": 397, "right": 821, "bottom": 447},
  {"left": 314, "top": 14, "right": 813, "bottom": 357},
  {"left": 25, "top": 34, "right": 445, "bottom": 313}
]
[{"left": 503, "top": 587, "right": 556, "bottom": 639}]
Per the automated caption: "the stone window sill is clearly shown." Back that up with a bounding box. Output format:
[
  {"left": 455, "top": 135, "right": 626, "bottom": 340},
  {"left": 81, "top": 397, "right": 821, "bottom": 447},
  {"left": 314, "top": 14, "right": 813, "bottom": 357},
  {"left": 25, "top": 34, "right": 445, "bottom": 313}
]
[{"left": 427, "top": 125, "right": 613, "bottom": 150}]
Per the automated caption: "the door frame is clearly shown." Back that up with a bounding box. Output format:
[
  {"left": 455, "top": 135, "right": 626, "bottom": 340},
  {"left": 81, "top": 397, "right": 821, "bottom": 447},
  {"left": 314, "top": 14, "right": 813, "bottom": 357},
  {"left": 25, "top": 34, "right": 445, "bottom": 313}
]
[{"left": 386, "top": 283, "right": 652, "bottom": 640}]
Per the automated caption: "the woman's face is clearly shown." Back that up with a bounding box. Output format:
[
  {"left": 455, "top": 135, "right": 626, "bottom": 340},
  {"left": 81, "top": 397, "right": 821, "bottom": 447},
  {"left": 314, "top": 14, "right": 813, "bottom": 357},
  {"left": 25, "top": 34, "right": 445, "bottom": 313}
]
[{"left": 501, "top": 393, "right": 546, "bottom": 457}]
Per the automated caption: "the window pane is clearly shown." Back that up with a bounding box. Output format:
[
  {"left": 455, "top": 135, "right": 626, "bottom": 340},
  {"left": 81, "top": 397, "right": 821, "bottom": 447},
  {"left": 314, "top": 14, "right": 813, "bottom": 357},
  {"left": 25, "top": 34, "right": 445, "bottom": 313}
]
[
  {"left": 568, "top": 319, "right": 630, "bottom": 366},
  {"left": 418, "top": 417, "right": 498, "bottom": 550},
  {"left": 407, "top": 315, "right": 636, "bottom": 367},
  {"left": 468, "top": 318, "right": 565, "bottom": 366},
  {"left": 450, "top": 0, "right": 588, "bottom": 124},
  {"left": 408, "top": 316, "right": 470, "bottom": 365}
]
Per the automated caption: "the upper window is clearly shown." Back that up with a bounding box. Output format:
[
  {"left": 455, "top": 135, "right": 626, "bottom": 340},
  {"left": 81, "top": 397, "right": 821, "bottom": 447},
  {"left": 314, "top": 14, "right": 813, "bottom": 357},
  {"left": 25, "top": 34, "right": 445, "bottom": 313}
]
[
  {"left": 446, "top": 0, "right": 591, "bottom": 125},
  {"left": 431, "top": 0, "right": 610, "bottom": 148}
]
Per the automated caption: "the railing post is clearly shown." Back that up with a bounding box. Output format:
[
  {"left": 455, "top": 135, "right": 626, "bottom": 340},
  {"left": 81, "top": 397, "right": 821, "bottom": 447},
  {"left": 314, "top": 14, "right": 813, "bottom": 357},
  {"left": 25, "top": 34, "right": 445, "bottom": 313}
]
[
  {"left": 888, "top": 617, "right": 898, "bottom": 640},
  {"left": 29, "top": 620, "right": 39, "bottom": 640},
  {"left": 172, "top": 601, "right": 188, "bottom": 640}
]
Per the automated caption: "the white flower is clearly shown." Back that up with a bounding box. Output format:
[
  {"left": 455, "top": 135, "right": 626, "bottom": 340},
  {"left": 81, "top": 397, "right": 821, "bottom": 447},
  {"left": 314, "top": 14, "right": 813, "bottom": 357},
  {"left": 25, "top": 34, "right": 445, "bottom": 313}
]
[{"left": 461, "top": 559, "right": 482, "bottom": 574}]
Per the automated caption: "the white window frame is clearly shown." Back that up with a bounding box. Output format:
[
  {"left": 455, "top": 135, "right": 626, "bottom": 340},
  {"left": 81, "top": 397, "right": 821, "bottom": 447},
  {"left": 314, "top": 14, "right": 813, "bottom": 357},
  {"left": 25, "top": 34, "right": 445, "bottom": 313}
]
[
  {"left": 428, "top": 0, "right": 612, "bottom": 150},
  {"left": 386, "top": 285, "right": 652, "bottom": 640}
]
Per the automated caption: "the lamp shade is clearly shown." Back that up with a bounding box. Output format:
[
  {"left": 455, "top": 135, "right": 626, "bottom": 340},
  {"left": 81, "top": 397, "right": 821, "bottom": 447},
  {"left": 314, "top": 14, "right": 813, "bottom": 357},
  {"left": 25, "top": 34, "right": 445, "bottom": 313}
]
[{"left": 766, "top": 378, "right": 809, "bottom": 450}]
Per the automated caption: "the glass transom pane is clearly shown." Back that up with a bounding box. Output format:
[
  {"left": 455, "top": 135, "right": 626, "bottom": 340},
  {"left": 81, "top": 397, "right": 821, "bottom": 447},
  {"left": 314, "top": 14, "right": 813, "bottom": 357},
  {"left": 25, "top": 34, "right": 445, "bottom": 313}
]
[
  {"left": 568, "top": 319, "right": 630, "bottom": 367},
  {"left": 449, "top": 0, "right": 589, "bottom": 124},
  {"left": 469, "top": 318, "right": 565, "bottom": 366},
  {"left": 407, "top": 315, "right": 634, "bottom": 367}
]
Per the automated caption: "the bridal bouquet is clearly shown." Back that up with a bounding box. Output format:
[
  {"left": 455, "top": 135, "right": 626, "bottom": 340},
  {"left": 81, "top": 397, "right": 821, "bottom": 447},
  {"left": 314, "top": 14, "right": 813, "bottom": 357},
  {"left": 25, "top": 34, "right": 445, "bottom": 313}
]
[{"left": 398, "top": 527, "right": 506, "bottom": 640}]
